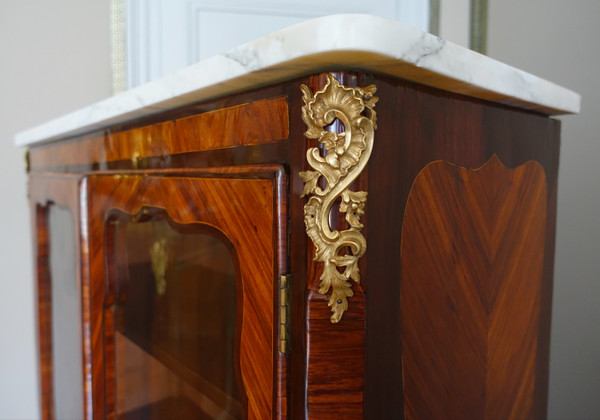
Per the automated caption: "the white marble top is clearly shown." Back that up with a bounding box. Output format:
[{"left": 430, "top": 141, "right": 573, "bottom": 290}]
[{"left": 16, "top": 14, "right": 580, "bottom": 147}]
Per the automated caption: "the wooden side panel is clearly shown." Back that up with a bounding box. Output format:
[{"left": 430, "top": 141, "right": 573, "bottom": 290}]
[
  {"left": 400, "top": 156, "right": 547, "bottom": 419},
  {"left": 86, "top": 167, "right": 285, "bottom": 419},
  {"left": 363, "top": 74, "right": 560, "bottom": 419}
]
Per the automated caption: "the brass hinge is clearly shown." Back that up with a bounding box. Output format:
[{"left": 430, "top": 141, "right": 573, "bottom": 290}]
[{"left": 279, "top": 274, "right": 291, "bottom": 354}]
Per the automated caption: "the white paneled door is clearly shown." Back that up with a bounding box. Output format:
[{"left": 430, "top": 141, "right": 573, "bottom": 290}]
[{"left": 126, "top": 0, "right": 430, "bottom": 88}]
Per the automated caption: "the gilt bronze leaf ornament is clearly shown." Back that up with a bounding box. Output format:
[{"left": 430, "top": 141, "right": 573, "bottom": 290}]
[
  {"left": 300, "top": 74, "right": 377, "bottom": 323},
  {"left": 150, "top": 238, "right": 168, "bottom": 296}
]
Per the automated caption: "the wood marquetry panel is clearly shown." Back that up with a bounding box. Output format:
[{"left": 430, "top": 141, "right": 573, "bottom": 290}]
[
  {"left": 175, "top": 97, "right": 289, "bottom": 150},
  {"left": 400, "top": 156, "right": 547, "bottom": 419},
  {"left": 28, "top": 96, "right": 288, "bottom": 169},
  {"left": 29, "top": 134, "right": 108, "bottom": 169},
  {"left": 85, "top": 166, "right": 286, "bottom": 419},
  {"left": 106, "top": 120, "right": 176, "bottom": 160}
]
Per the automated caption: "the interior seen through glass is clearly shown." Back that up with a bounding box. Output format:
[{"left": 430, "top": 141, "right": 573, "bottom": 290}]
[{"left": 111, "top": 211, "right": 243, "bottom": 419}]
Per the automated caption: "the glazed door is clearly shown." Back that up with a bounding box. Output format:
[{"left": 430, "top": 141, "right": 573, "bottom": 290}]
[
  {"left": 84, "top": 166, "right": 287, "bottom": 419},
  {"left": 29, "top": 173, "right": 88, "bottom": 420}
]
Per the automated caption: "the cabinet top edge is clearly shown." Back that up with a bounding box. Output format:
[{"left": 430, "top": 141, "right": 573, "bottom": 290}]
[{"left": 15, "top": 14, "right": 580, "bottom": 147}]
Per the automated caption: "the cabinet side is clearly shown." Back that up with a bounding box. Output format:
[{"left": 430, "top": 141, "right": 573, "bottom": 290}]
[{"left": 364, "top": 74, "right": 560, "bottom": 419}]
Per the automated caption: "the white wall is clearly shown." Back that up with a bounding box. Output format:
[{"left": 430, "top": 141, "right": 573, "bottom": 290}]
[
  {"left": 487, "top": 1, "right": 600, "bottom": 418},
  {"left": 125, "top": 0, "right": 429, "bottom": 88},
  {"left": 439, "top": 0, "right": 470, "bottom": 47},
  {"left": 0, "top": 1, "right": 111, "bottom": 418}
]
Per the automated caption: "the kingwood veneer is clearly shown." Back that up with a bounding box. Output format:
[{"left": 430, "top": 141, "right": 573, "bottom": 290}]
[{"left": 19, "top": 15, "right": 579, "bottom": 420}]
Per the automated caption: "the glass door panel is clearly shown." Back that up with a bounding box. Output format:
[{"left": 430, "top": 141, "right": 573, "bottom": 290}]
[
  {"left": 108, "top": 209, "right": 243, "bottom": 419},
  {"left": 48, "top": 205, "right": 84, "bottom": 419}
]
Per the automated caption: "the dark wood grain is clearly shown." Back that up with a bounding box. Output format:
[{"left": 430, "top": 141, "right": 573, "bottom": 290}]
[
  {"left": 482, "top": 106, "right": 562, "bottom": 419},
  {"left": 365, "top": 76, "right": 487, "bottom": 419},
  {"left": 287, "top": 76, "right": 311, "bottom": 420},
  {"left": 28, "top": 97, "right": 288, "bottom": 171},
  {"left": 33, "top": 202, "right": 54, "bottom": 420},
  {"left": 305, "top": 292, "right": 365, "bottom": 419},
  {"left": 176, "top": 97, "right": 289, "bottom": 149},
  {"left": 401, "top": 156, "right": 547, "bottom": 419},
  {"left": 363, "top": 73, "right": 561, "bottom": 419}
]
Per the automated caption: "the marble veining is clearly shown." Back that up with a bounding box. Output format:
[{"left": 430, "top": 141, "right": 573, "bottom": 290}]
[{"left": 15, "top": 14, "right": 580, "bottom": 147}]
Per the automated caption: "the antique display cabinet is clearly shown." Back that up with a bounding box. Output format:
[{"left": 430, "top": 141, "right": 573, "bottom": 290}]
[{"left": 17, "top": 15, "right": 580, "bottom": 420}]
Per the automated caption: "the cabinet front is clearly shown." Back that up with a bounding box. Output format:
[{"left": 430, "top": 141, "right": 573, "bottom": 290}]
[{"left": 84, "top": 167, "right": 287, "bottom": 419}]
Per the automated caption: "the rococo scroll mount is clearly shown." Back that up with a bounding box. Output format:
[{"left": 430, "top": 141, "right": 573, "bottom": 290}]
[{"left": 300, "top": 74, "right": 378, "bottom": 323}]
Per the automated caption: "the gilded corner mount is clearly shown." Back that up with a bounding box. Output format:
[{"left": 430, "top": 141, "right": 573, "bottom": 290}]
[{"left": 300, "top": 74, "right": 378, "bottom": 323}]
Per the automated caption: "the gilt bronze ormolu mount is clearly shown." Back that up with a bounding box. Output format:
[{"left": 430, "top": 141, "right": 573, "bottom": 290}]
[{"left": 300, "top": 74, "right": 377, "bottom": 323}]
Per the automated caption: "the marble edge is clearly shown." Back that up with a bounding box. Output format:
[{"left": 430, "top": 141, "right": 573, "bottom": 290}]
[{"left": 15, "top": 14, "right": 581, "bottom": 147}]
